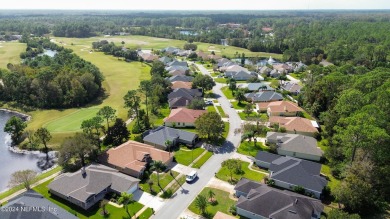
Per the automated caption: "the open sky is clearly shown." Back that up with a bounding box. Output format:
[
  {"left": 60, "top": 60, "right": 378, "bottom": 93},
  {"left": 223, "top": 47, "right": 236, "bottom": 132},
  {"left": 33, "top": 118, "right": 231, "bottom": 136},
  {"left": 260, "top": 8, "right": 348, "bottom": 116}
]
[{"left": 1, "top": 0, "right": 390, "bottom": 10}]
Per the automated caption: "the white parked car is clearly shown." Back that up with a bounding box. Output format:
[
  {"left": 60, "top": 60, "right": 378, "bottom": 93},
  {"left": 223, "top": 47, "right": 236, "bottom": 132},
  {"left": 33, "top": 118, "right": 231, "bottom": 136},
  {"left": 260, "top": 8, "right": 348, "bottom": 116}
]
[{"left": 186, "top": 170, "right": 198, "bottom": 183}]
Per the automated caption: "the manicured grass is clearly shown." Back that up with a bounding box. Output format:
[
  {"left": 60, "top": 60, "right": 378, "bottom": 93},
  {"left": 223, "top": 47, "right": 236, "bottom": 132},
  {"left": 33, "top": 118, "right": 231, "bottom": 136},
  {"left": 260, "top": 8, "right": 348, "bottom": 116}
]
[
  {"left": 238, "top": 111, "right": 259, "bottom": 120},
  {"left": 0, "top": 41, "right": 26, "bottom": 68},
  {"left": 193, "top": 151, "right": 213, "bottom": 168},
  {"left": 139, "top": 171, "right": 179, "bottom": 195},
  {"left": 214, "top": 78, "right": 227, "bottom": 84},
  {"left": 0, "top": 166, "right": 62, "bottom": 200},
  {"left": 150, "top": 105, "right": 171, "bottom": 126},
  {"left": 237, "top": 141, "right": 270, "bottom": 157},
  {"left": 175, "top": 127, "right": 199, "bottom": 134},
  {"left": 216, "top": 160, "right": 266, "bottom": 184},
  {"left": 168, "top": 175, "right": 186, "bottom": 197},
  {"left": 289, "top": 73, "right": 303, "bottom": 79},
  {"left": 221, "top": 86, "right": 234, "bottom": 99},
  {"left": 206, "top": 105, "right": 216, "bottom": 113},
  {"left": 302, "top": 111, "right": 314, "bottom": 120},
  {"left": 188, "top": 188, "right": 236, "bottom": 219},
  {"left": 231, "top": 101, "right": 248, "bottom": 110},
  {"left": 174, "top": 147, "right": 205, "bottom": 166},
  {"left": 321, "top": 165, "right": 341, "bottom": 191},
  {"left": 223, "top": 122, "right": 230, "bottom": 139},
  {"left": 33, "top": 179, "right": 144, "bottom": 219},
  {"left": 138, "top": 207, "right": 153, "bottom": 219},
  {"left": 216, "top": 106, "right": 226, "bottom": 118},
  {"left": 210, "top": 73, "right": 220, "bottom": 77}
]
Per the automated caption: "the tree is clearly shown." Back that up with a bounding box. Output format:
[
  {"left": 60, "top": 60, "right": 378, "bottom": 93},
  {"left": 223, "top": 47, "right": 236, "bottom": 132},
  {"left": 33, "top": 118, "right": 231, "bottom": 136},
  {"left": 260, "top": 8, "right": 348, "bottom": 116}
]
[
  {"left": 222, "top": 159, "right": 241, "bottom": 182},
  {"left": 58, "top": 133, "right": 97, "bottom": 169},
  {"left": 4, "top": 116, "right": 27, "bottom": 145},
  {"left": 208, "top": 190, "right": 215, "bottom": 203},
  {"left": 8, "top": 170, "right": 37, "bottom": 190},
  {"left": 183, "top": 43, "right": 197, "bottom": 51},
  {"left": 243, "top": 103, "right": 253, "bottom": 117},
  {"left": 118, "top": 192, "right": 134, "bottom": 219},
  {"left": 188, "top": 98, "right": 206, "bottom": 110},
  {"left": 195, "top": 112, "right": 225, "bottom": 142},
  {"left": 100, "top": 199, "right": 109, "bottom": 216},
  {"left": 228, "top": 79, "right": 237, "bottom": 93},
  {"left": 147, "top": 179, "right": 154, "bottom": 194},
  {"left": 139, "top": 80, "right": 153, "bottom": 117},
  {"left": 103, "top": 118, "right": 130, "bottom": 146},
  {"left": 97, "top": 106, "right": 116, "bottom": 130},
  {"left": 192, "top": 74, "right": 215, "bottom": 91},
  {"left": 234, "top": 89, "right": 246, "bottom": 104},
  {"left": 150, "top": 60, "right": 166, "bottom": 76},
  {"left": 194, "top": 195, "right": 208, "bottom": 215},
  {"left": 187, "top": 52, "right": 198, "bottom": 60},
  {"left": 34, "top": 127, "right": 52, "bottom": 161},
  {"left": 124, "top": 90, "right": 141, "bottom": 127},
  {"left": 150, "top": 160, "right": 166, "bottom": 190},
  {"left": 327, "top": 209, "right": 361, "bottom": 219},
  {"left": 81, "top": 116, "right": 104, "bottom": 148}
]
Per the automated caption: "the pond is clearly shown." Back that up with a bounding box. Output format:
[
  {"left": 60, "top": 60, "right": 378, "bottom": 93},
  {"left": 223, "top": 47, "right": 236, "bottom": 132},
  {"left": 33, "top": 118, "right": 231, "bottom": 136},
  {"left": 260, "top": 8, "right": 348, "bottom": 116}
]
[
  {"left": 0, "top": 110, "right": 44, "bottom": 192},
  {"left": 38, "top": 49, "right": 57, "bottom": 57},
  {"left": 179, "top": 30, "right": 198, "bottom": 36}
]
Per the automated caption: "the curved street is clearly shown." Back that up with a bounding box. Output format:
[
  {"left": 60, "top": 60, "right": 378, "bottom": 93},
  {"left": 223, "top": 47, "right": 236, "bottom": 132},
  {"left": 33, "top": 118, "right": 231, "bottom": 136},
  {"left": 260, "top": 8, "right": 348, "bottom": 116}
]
[{"left": 152, "top": 64, "right": 242, "bottom": 219}]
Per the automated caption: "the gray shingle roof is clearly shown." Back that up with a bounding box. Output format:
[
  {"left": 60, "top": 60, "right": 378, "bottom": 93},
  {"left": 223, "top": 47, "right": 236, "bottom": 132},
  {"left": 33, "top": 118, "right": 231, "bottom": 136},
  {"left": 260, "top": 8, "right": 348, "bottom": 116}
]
[
  {"left": 281, "top": 82, "right": 302, "bottom": 93},
  {"left": 269, "top": 157, "right": 327, "bottom": 193},
  {"left": 168, "top": 75, "right": 194, "bottom": 82},
  {"left": 168, "top": 96, "right": 192, "bottom": 108},
  {"left": 159, "top": 56, "right": 173, "bottom": 64},
  {"left": 168, "top": 88, "right": 202, "bottom": 100},
  {"left": 236, "top": 180, "right": 323, "bottom": 219},
  {"left": 48, "top": 164, "right": 139, "bottom": 203},
  {"left": 266, "top": 132, "right": 323, "bottom": 157},
  {"left": 143, "top": 126, "right": 198, "bottom": 149},
  {"left": 0, "top": 190, "right": 78, "bottom": 219},
  {"left": 255, "top": 151, "right": 282, "bottom": 163},
  {"left": 234, "top": 178, "right": 262, "bottom": 195},
  {"left": 247, "top": 83, "right": 275, "bottom": 91},
  {"left": 245, "top": 91, "right": 283, "bottom": 102},
  {"left": 168, "top": 60, "right": 188, "bottom": 67}
]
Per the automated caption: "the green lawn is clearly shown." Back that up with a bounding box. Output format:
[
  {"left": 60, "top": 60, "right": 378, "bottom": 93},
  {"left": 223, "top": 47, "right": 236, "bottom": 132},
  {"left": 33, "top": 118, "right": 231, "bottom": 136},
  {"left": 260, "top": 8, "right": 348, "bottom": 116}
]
[
  {"left": 238, "top": 112, "right": 259, "bottom": 120},
  {"left": 167, "top": 175, "right": 186, "bottom": 198},
  {"left": 0, "top": 166, "right": 62, "bottom": 200},
  {"left": 321, "top": 165, "right": 341, "bottom": 191},
  {"left": 231, "top": 101, "right": 248, "bottom": 110},
  {"left": 214, "top": 78, "right": 227, "bottom": 84},
  {"left": 33, "top": 179, "right": 144, "bottom": 219},
  {"left": 223, "top": 122, "right": 230, "bottom": 139},
  {"left": 138, "top": 207, "right": 153, "bottom": 219},
  {"left": 139, "top": 171, "right": 179, "bottom": 195},
  {"left": 175, "top": 127, "right": 199, "bottom": 134},
  {"left": 0, "top": 41, "right": 26, "bottom": 68},
  {"left": 206, "top": 105, "right": 216, "bottom": 113},
  {"left": 150, "top": 105, "right": 171, "bottom": 126},
  {"left": 216, "top": 106, "right": 226, "bottom": 118},
  {"left": 193, "top": 151, "right": 213, "bottom": 168},
  {"left": 210, "top": 73, "right": 220, "bottom": 77},
  {"left": 216, "top": 160, "right": 266, "bottom": 184},
  {"left": 221, "top": 86, "right": 234, "bottom": 99},
  {"left": 174, "top": 147, "right": 205, "bottom": 166},
  {"left": 237, "top": 141, "right": 270, "bottom": 157},
  {"left": 188, "top": 188, "right": 237, "bottom": 219}
]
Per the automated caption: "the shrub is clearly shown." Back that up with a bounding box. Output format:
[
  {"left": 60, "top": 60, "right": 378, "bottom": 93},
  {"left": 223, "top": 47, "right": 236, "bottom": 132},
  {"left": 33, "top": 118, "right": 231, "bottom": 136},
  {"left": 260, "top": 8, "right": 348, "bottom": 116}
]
[{"left": 229, "top": 205, "right": 237, "bottom": 215}]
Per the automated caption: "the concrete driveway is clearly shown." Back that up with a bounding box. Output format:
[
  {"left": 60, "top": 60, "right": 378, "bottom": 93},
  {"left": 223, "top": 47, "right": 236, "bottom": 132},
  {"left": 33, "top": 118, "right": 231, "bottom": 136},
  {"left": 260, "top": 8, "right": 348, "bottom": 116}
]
[{"left": 133, "top": 189, "right": 166, "bottom": 211}]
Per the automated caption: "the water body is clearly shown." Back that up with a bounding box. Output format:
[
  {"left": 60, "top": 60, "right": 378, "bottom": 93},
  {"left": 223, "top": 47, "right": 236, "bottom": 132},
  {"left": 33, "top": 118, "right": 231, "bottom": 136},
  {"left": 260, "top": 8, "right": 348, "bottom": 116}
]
[
  {"left": 0, "top": 110, "right": 43, "bottom": 192},
  {"left": 179, "top": 30, "right": 198, "bottom": 36},
  {"left": 38, "top": 49, "right": 57, "bottom": 57}
]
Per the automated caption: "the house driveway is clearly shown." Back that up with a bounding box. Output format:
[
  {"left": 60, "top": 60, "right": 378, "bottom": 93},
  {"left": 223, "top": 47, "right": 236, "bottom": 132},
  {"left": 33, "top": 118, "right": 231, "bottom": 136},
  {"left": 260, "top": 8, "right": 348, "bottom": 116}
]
[
  {"left": 133, "top": 189, "right": 166, "bottom": 211},
  {"left": 170, "top": 162, "right": 196, "bottom": 175},
  {"left": 206, "top": 177, "right": 235, "bottom": 194}
]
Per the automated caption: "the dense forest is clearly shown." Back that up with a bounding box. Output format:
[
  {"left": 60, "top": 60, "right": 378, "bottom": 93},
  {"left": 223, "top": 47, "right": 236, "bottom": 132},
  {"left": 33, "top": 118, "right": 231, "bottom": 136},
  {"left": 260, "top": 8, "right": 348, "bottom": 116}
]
[
  {"left": 0, "top": 11, "right": 389, "bottom": 67},
  {"left": 0, "top": 38, "right": 104, "bottom": 108}
]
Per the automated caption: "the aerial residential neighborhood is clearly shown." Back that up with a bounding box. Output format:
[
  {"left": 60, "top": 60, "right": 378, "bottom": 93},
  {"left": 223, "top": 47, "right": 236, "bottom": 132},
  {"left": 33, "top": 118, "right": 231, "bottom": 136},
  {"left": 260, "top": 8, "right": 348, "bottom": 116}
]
[{"left": 0, "top": 2, "right": 389, "bottom": 219}]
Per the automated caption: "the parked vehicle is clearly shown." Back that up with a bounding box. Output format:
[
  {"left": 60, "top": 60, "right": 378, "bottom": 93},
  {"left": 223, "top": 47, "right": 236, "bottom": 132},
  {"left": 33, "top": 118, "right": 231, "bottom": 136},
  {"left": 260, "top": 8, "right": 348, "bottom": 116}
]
[{"left": 186, "top": 170, "right": 198, "bottom": 183}]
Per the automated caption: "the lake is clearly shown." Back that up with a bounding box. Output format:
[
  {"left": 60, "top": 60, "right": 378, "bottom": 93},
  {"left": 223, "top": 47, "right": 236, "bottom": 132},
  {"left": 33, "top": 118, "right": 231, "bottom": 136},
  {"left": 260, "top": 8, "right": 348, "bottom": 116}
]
[{"left": 0, "top": 110, "right": 43, "bottom": 192}]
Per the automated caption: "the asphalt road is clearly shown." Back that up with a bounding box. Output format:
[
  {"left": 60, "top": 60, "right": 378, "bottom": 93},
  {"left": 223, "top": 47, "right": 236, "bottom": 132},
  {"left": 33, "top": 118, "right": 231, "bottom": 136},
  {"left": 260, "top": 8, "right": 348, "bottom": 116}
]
[{"left": 152, "top": 64, "right": 242, "bottom": 219}]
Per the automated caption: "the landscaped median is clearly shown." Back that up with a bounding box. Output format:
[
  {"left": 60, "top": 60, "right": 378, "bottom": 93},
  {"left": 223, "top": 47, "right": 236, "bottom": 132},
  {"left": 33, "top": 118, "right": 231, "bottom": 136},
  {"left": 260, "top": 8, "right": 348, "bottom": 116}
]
[
  {"left": 188, "top": 187, "right": 236, "bottom": 219},
  {"left": 34, "top": 179, "right": 145, "bottom": 219}
]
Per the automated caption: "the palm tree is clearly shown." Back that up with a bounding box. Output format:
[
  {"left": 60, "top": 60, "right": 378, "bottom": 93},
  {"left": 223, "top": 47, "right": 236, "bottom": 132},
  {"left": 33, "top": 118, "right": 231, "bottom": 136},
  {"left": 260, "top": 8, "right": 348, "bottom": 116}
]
[
  {"left": 150, "top": 161, "right": 166, "bottom": 190},
  {"left": 208, "top": 190, "right": 215, "bottom": 203},
  {"left": 165, "top": 140, "right": 173, "bottom": 155},
  {"left": 195, "top": 195, "right": 208, "bottom": 215},
  {"left": 148, "top": 179, "right": 154, "bottom": 193},
  {"left": 118, "top": 192, "right": 134, "bottom": 219}
]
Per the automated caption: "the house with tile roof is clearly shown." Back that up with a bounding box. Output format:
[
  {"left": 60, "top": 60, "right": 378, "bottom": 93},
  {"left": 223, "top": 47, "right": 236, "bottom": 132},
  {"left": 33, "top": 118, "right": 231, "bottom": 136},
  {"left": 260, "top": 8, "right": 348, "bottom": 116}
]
[
  {"left": 269, "top": 116, "right": 319, "bottom": 137},
  {"left": 266, "top": 101, "right": 304, "bottom": 117},
  {"left": 245, "top": 91, "right": 283, "bottom": 103},
  {"left": 213, "top": 211, "right": 236, "bottom": 219},
  {"left": 143, "top": 126, "right": 199, "bottom": 150},
  {"left": 254, "top": 152, "right": 328, "bottom": 198},
  {"left": 235, "top": 178, "right": 324, "bottom": 219},
  {"left": 266, "top": 132, "right": 323, "bottom": 161},
  {"left": 98, "top": 140, "right": 172, "bottom": 178},
  {"left": 164, "top": 108, "right": 206, "bottom": 127},
  {"left": 171, "top": 81, "right": 193, "bottom": 89},
  {"left": 0, "top": 190, "right": 78, "bottom": 219},
  {"left": 48, "top": 164, "right": 140, "bottom": 210}
]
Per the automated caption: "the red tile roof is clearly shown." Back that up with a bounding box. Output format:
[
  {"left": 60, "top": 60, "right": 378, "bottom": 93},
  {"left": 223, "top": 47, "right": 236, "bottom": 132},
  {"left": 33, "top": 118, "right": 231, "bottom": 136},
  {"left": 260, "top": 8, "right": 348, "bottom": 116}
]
[
  {"left": 269, "top": 116, "right": 318, "bottom": 133},
  {"left": 164, "top": 108, "right": 207, "bottom": 123},
  {"left": 267, "top": 101, "right": 303, "bottom": 114}
]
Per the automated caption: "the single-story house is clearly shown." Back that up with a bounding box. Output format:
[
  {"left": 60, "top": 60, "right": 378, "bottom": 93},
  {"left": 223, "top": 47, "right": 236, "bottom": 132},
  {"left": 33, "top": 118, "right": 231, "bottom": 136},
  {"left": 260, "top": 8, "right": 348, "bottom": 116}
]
[
  {"left": 235, "top": 178, "right": 323, "bottom": 219},
  {"left": 266, "top": 101, "right": 304, "bottom": 117},
  {"left": 168, "top": 96, "right": 193, "bottom": 109},
  {"left": 247, "top": 83, "right": 274, "bottom": 91},
  {"left": 168, "top": 75, "right": 194, "bottom": 82},
  {"left": 161, "top": 47, "right": 180, "bottom": 54},
  {"left": 167, "top": 60, "right": 188, "bottom": 67},
  {"left": 281, "top": 82, "right": 302, "bottom": 95},
  {"left": 164, "top": 108, "right": 207, "bottom": 127},
  {"left": 168, "top": 69, "right": 187, "bottom": 76},
  {"left": 266, "top": 132, "right": 324, "bottom": 161},
  {"left": 254, "top": 151, "right": 282, "bottom": 169},
  {"left": 168, "top": 88, "right": 202, "bottom": 100},
  {"left": 259, "top": 66, "right": 272, "bottom": 75},
  {"left": 217, "top": 58, "right": 232, "bottom": 67},
  {"left": 255, "top": 152, "right": 328, "bottom": 198},
  {"left": 273, "top": 63, "right": 293, "bottom": 73},
  {"left": 171, "top": 81, "right": 193, "bottom": 89},
  {"left": 143, "top": 126, "right": 199, "bottom": 150},
  {"left": 0, "top": 190, "right": 79, "bottom": 219},
  {"left": 98, "top": 140, "right": 172, "bottom": 178},
  {"left": 138, "top": 52, "right": 159, "bottom": 62},
  {"left": 159, "top": 56, "right": 173, "bottom": 65},
  {"left": 166, "top": 65, "right": 189, "bottom": 72},
  {"left": 269, "top": 116, "right": 319, "bottom": 137},
  {"left": 245, "top": 91, "right": 283, "bottom": 103},
  {"left": 48, "top": 164, "right": 140, "bottom": 210},
  {"left": 213, "top": 211, "right": 236, "bottom": 219},
  {"left": 234, "top": 177, "right": 262, "bottom": 198},
  {"left": 225, "top": 70, "right": 257, "bottom": 81},
  {"left": 270, "top": 69, "right": 281, "bottom": 78}
]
